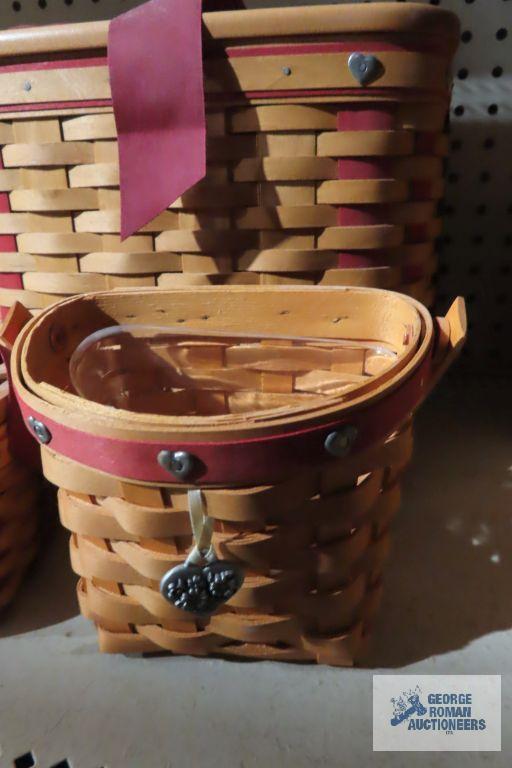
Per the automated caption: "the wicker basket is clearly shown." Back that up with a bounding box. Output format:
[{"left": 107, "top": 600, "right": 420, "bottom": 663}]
[
  {"left": 7, "top": 286, "right": 466, "bottom": 663},
  {"left": 0, "top": 364, "right": 39, "bottom": 611},
  {"left": 0, "top": 3, "right": 459, "bottom": 315}
]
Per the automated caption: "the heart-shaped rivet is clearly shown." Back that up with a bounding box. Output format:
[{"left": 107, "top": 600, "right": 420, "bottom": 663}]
[
  {"left": 324, "top": 425, "right": 358, "bottom": 458},
  {"left": 157, "top": 449, "right": 196, "bottom": 481},
  {"left": 160, "top": 560, "right": 244, "bottom": 616},
  {"left": 348, "top": 53, "right": 383, "bottom": 86}
]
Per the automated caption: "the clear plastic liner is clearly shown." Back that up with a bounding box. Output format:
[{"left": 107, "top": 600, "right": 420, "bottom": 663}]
[{"left": 70, "top": 325, "right": 396, "bottom": 416}]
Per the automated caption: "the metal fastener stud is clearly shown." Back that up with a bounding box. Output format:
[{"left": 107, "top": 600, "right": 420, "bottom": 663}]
[
  {"left": 24, "top": 81, "right": 32, "bottom": 92},
  {"left": 347, "top": 53, "right": 383, "bottom": 87},
  {"left": 158, "top": 449, "right": 195, "bottom": 481},
  {"left": 324, "top": 426, "right": 358, "bottom": 458},
  {"left": 282, "top": 66, "right": 292, "bottom": 76},
  {"left": 28, "top": 416, "right": 51, "bottom": 444}
]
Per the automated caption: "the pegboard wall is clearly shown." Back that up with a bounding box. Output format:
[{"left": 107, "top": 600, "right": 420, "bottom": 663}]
[{"left": 0, "top": 0, "right": 510, "bottom": 372}]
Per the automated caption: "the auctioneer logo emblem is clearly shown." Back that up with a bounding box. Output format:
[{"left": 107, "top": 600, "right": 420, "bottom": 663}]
[
  {"left": 390, "top": 687, "right": 427, "bottom": 727},
  {"left": 373, "top": 676, "right": 501, "bottom": 751}
]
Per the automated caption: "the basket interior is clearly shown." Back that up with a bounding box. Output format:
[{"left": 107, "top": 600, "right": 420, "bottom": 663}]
[
  {"left": 23, "top": 287, "right": 425, "bottom": 423},
  {"left": 69, "top": 325, "right": 405, "bottom": 417}
]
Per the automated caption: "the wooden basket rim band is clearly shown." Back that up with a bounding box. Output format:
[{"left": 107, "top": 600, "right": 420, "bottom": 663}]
[
  {"left": 5, "top": 291, "right": 466, "bottom": 487},
  {"left": 12, "top": 355, "right": 430, "bottom": 487},
  {"left": 0, "top": 5, "right": 460, "bottom": 58},
  {"left": 19, "top": 285, "right": 431, "bottom": 437},
  {"left": 0, "top": 47, "right": 452, "bottom": 117}
]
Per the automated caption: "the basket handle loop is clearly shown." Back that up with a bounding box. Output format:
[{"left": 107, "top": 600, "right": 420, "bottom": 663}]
[
  {"left": 0, "top": 301, "right": 41, "bottom": 468},
  {"left": 428, "top": 297, "right": 467, "bottom": 393},
  {"left": 0, "top": 301, "right": 32, "bottom": 359}
]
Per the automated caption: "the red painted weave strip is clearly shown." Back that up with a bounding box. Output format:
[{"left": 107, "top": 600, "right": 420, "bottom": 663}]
[
  {"left": 337, "top": 206, "right": 388, "bottom": 227},
  {"left": 405, "top": 223, "right": 435, "bottom": 243},
  {"left": 14, "top": 349, "right": 432, "bottom": 486},
  {"left": 416, "top": 132, "right": 441, "bottom": 153},
  {"left": 0, "top": 56, "right": 107, "bottom": 74},
  {"left": 410, "top": 180, "right": 438, "bottom": 201},
  {"left": 330, "top": 106, "right": 396, "bottom": 277},
  {"left": 337, "top": 105, "right": 397, "bottom": 132},
  {"left": 0, "top": 151, "right": 40, "bottom": 465},
  {"left": 0, "top": 90, "right": 427, "bottom": 115},
  {"left": 337, "top": 158, "right": 392, "bottom": 181},
  {"left": 214, "top": 87, "right": 437, "bottom": 101},
  {"left": 0, "top": 39, "right": 438, "bottom": 75},
  {"left": 0, "top": 153, "right": 18, "bottom": 282},
  {"left": 0, "top": 99, "right": 111, "bottom": 114},
  {"left": 0, "top": 90, "right": 436, "bottom": 116},
  {"left": 402, "top": 263, "right": 427, "bottom": 283},
  {"left": 0, "top": 274, "right": 22, "bottom": 289},
  {"left": 337, "top": 252, "right": 387, "bottom": 269}
]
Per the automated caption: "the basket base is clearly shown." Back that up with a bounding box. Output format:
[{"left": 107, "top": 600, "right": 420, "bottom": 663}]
[
  {"left": 77, "top": 576, "right": 384, "bottom": 667},
  {"left": 54, "top": 423, "right": 415, "bottom": 666}
]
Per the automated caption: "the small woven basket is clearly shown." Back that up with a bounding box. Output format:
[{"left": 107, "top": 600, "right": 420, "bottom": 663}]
[
  {"left": 0, "top": 364, "right": 39, "bottom": 612},
  {"left": 0, "top": 3, "right": 459, "bottom": 314},
  {"left": 7, "top": 286, "right": 466, "bottom": 664}
]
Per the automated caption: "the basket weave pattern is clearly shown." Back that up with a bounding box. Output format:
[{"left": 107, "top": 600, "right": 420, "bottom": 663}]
[
  {"left": 0, "top": 4, "right": 459, "bottom": 311},
  {"left": 58, "top": 425, "right": 412, "bottom": 664},
  {"left": 0, "top": 366, "right": 39, "bottom": 611},
  {"left": 7, "top": 283, "right": 465, "bottom": 663},
  {"left": 0, "top": 103, "right": 446, "bottom": 311}
]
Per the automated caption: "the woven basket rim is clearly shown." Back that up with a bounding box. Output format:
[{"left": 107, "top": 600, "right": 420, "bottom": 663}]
[
  {"left": 0, "top": 4, "right": 460, "bottom": 58},
  {"left": 14, "top": 285, "right": 434, "bottom": 442}
]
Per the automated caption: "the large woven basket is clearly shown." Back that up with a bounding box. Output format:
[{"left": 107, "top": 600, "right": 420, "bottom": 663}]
[
  {"left": 0, "top": 364, "right": 39, "bottom": 612},
  {"left": 0, "top": 3, "right": 459, "bottom": 315},
  {"left": 6, "top": 286, "right": 466, "bottom": 664}
]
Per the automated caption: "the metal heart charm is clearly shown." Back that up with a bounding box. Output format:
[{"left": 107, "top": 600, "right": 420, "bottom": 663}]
[
  {"left": 160, "top": 560, "right": 244, "bottom": 616},
  {"left": 348, "top": 53, "right": 383, "bottom": 86}
]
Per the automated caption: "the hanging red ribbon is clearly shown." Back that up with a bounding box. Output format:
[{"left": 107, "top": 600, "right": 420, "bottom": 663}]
[{"left": 109, "top": 0, "right": 206, "bottom": 240}]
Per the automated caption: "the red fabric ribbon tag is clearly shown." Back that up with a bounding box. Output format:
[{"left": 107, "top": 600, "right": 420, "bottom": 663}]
[{"left": 109, "top": 0, "right": 206, "bottom": 239}]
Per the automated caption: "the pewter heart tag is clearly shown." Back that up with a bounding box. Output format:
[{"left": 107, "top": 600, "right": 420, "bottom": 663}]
[
  {"left": 348, "top": 53, "right": 383, "bottom": 86},
  {"left": 160, "top": 559, "right": 244, "bottom": 616}
]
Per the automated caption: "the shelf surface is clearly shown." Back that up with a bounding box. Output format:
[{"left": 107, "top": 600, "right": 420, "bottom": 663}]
[{"left": 0, "top": 373, "right": 510, "bottom": 768}]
